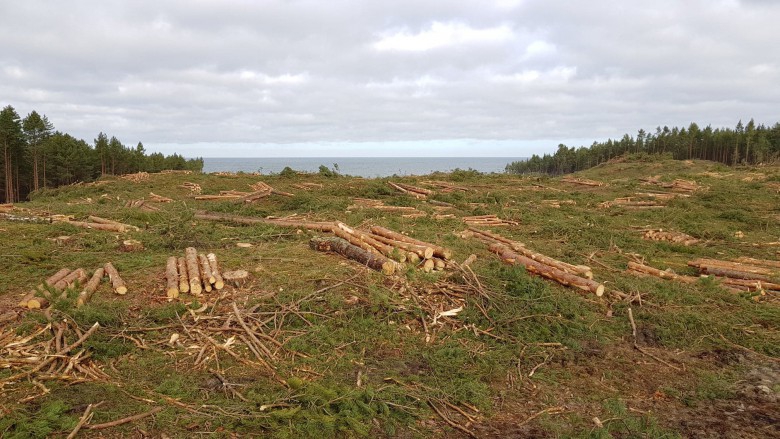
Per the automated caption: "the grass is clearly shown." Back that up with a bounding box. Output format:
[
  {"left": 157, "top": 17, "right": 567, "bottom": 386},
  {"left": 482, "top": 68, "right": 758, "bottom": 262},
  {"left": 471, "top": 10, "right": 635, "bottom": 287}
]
[{"left": 1, "top": 158, "right": 778, "bottom": 437}]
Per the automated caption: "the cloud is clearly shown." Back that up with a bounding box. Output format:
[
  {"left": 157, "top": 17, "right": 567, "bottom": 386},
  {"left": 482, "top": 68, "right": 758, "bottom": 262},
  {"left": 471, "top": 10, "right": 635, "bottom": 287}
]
[{"left": 0, "top": 0, "right": 778, "bottom": 157}]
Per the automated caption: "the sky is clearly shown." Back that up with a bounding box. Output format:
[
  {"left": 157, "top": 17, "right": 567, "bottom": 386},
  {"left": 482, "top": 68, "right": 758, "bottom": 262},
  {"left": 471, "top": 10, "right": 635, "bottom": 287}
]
[{"left": 1, "top": 0, "right": 778, "bottom": 158}]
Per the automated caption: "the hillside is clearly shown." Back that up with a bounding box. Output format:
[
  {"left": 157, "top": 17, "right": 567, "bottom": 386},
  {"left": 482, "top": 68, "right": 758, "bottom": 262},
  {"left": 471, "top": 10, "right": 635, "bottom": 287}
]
[{"left": 0, "top": 160, "right": 778, "bottom": 438}]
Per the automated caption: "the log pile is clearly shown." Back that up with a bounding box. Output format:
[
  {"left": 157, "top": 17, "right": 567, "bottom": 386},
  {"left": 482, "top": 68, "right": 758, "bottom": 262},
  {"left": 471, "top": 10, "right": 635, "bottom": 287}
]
[
  {"left": 420, "top": 180, "right": 471, "bottom": 192},
  {"left": 599, "top": 197, "right": 666, "bottom": 209},
  {"left": 120, "top": 172, "right": 150, "bottom": 183},
  {"left": 250, "top": 181, "right": 294, "bottom": 197},
  {"left": 180, "top": 182, "right": 202, "bottom": 194},
  {"left": 634, "top": 192, "right": 689, "bottom": 200},
  {"left": 0, "top": 203, "right": 13, "bottom": 213},
  {"left": 124, "top": 199, "right": 161, "bottom": 212},
  {"left": 291, "top": 182, "right": 324, "bottom": 190},
  {"left": 148, "top": 192, "right": 173, "bottom": 203},
  {"left": 194, "top": 212, "right": 334, "bottom": 231},
  {"left": 468, "top": 227, "right": 595, "bottom": 280},
  {"left": 641, "top": 176, "right": 706, "bottom": 192},
  {"left": 388, "top": 182, "right": 433, "bottom": 199},
  {"left": 463, "top": 215, "right": 518, "bottom": 226},
  {"left": 0, "top": 321, "right": 107, "bottom": 392},
  {"left": 63, "top": 219, "right": 129, "bottom": 233},
  {"left": 626, "top": 259, "right": 780, "bottom": 294},
  {"left": 166, "top": 248, "right": 225, "bottom": 298},
  {"left": 160, "top": 169, "right": 192, "bottom": 174},
  {"left": 19, "top": 263, "right": 126, "bottom": 309},
  {"left": 560, "top": 176, "right": 606, "bottom": 187},
  {"left": 642, "top": 229, "right": 698, "bottom": 246},
  {"left": 347, "top": 198, "right": 426, "bottom": 217},
  {"left": 311, "top": 237, "right": 398, "bottom": 275},
  {"left": 688, "top": 258, "right": 779, "bottom": 286}
]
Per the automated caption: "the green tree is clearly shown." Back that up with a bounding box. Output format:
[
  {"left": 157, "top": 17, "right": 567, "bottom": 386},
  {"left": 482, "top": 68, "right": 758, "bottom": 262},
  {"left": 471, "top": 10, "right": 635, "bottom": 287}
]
[
  {"left": 0, "top": 105, "right": 24, "bottom": 202},
  {"left": 94, "top": 132, "right": 109, "bottom": 175},
  {"left": 22, "top": 111, "right": 54, "bottom": 191}
]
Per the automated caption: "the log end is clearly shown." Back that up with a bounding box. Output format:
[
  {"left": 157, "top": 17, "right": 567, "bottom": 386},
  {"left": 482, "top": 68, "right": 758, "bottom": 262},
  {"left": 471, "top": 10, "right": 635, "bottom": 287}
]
[
  {"left": 595, "top": 284, "right": 605, "bottom": 297},
  {"left": 214, "top": 280, "right": 225, "bottom": 290},
  {"left": 115, "top": 286, "right": 128, "bottom": 295},
  {"left": 423, "top": 248, "right": 435, "bottom": 260},
  {"left": 190, "top": 283, "right": 202, "bottom": 296},
  {"left": 167, "top": 287, "right": 180, "bottom": 299},
  {"left": 178, "top": 282, "right": 190, "bottom": 294},
  {"left": 381, "top": 261, "right": 396, "bottom": 276},
  {"left": 27, "top": 298, "right": 46, "bottom": 309}
]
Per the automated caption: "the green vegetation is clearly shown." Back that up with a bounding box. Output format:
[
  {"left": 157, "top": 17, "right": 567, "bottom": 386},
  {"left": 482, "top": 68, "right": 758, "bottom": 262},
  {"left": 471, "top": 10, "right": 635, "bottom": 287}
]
[
  {"left": 0, "top": 157, "right": 778, "bottom": 437},
  {"left": 507, "top": 119, "right": 780, "bottom": 174}
]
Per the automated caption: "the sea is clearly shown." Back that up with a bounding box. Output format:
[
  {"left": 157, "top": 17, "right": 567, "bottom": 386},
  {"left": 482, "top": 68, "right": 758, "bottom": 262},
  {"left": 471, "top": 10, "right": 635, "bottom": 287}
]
[{"left": 202, "top": 157, "right": 524, "bottom": 178}]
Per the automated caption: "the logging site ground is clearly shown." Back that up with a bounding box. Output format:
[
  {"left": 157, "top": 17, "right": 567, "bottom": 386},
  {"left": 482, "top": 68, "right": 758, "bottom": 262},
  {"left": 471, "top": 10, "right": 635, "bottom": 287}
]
[{"left": 1, "top": 157, "right": 779, "bottom": 438}]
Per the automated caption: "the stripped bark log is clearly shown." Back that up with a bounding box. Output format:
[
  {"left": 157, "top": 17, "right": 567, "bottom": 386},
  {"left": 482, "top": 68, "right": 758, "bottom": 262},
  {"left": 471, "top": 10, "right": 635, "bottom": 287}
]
[
  {"left": 165, "top": 257, "right": 179, "bottom": 299},
  {"left": 310, "top": 237, "right": 396, "bottom": 275},
  {"left": 688, "top": 258, "right": 776, "bottom": 276},
  {"left": 77, "top": 267, "right": 105, "bottom": 307},
  {"left": 369, "top": 233, "right": 433, "bottom": 260},
  {"left": 177, "top": 257, "right": 190, "bottom": 293},
  {"left": 88, "top": 215, "right": 139, "bottom": 231},
  {"left": 369, "top": 226, "right": 435, "bottom": 259},
  {"left": 626, "top": 261, "right": 744, "bottom": 293},
  {"left": 693, "top": 265, "right": 777, "bottom": 283},
  {"left": 66, "top": 221, "right": 126, "bottom": 233},
  {"left": 185, "top": 247, "right": 202, "bottom": 296},
  {"left": 335, "top": 223, "right": 407, "bottom": 263},
  {"left": 53, "top": 268, "right": 88, "bottom": 291},
  {"left": 735, "top": 257, "right": 780, "bottom": 269},
  {"left": 206, "top": 253, "right": 225, "bottom": 290},
  {"left": 198, "top": 254, "right": 213, "bottom": 292},
  {"left": 491, "top": 243, "right": 604, "bottom": 296},
  {"left": 103, "top": 262, "right": 127, "bottom": 295}
]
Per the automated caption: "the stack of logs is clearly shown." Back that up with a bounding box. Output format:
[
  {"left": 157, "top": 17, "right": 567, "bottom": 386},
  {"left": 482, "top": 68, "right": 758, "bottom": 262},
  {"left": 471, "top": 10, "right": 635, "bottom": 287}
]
[
  {"left": 627, "top": 257, "right": 780, "bottom": 294},
  {"left": 291, "top": 182, "right": 324, "bottom": 190},
  {"left": 468, "top": 227, "right": 604, "bottom": 296},
  {"left": 540, "top": 199, "right": 576, "bottom": 208},
  {"left": 194, "top": 182, "right": 294, "bottom": 203},
  {"left": 347, "top": 198, "right": 426, "bottom": 218},
  {"left": 388, "top": 182, "right": 433, "bottom": 199},
  {"left": 0, "top": 203, "right": 13, "bottom": 213},
  {"left": 165, "top": 248, "right": 225, "bottom": 299},
  {"left": 420, "top": 180, "right": 471, "bottom": 192},
  {"left": 641, "top": 176, "right": 705, "bottom": 193},
  {"left": 120, "top": 172, "right": 150, "bottom": 183},
  {"left": 642, "top": 229, "right": 698, "bottom": 246},
  {"left": 58, "top": 215, "right": 139, "bottom": 233},
  {"left": 180, "top": 182, "right": 202, "bottom": 194},
  {"left": 149, "top": 192, "right": 173, "bottom": 203},
  {"left": 311, "top": 223, "right": 453, "bottom": 275},
  {"left": 560, "top": 176, "right": 606, "bottom": 187},
  {"left": 18, "top": 263, "right": 126, "bottom": 309},
  {"left": 599, "top": 197, "right": 666, "bottom": 209},
  {"left": 463, "top": 215, "right": 518, "bottom": 226}
]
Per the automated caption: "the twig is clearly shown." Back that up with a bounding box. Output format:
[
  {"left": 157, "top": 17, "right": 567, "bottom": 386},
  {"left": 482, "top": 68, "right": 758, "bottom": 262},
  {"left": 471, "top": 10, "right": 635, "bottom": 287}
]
[
  {"left": 66, "top": 403, "right": 93, "bottom": 438},
  {"left": 627, "top": 308, "right": 637, "bottom": 340},
  {"left": 428, "top": 400, "right": 476, "bottom": 438},
  {"left": 85, "top": 406, "right": 162, "bottom": 430},
  {"left": 517, "top": 406, "right": 566, "bottom": 427}
]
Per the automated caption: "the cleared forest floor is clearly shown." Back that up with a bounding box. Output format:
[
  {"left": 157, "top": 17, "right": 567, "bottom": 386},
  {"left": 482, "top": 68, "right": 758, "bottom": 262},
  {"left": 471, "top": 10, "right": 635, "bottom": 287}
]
[{"left": 1, "top": 158, "right": 778, "bottom": 438}]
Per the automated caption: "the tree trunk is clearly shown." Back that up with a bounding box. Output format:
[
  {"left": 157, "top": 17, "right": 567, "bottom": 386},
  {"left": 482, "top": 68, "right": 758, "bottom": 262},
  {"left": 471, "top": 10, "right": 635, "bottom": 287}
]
[
  {"left": 103, "top": 262, "right": 127, "bottom": 295},
  {"left": 310, "top": 236, "right": 396, "bottom": 275},
  {"left": 491, "top": 243, "right": 604, "bottom": 296},
  {"left": 77, "top": 267, "right": 105, "bottom": 307}
]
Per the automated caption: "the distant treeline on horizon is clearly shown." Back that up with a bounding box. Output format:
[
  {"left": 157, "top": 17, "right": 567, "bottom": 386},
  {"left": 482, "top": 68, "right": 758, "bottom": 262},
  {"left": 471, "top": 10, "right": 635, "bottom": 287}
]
[
  {"left": 0, "top": 104, "right": 203, "bottom": 203},
  {"left": 506, "top": 120, "right": 780, "bottom": 174}
]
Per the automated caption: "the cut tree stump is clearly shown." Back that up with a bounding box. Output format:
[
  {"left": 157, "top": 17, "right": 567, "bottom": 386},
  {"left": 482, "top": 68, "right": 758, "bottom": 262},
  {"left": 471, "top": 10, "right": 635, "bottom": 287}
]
[
  {"left": 223, "top": 270, "right": 249, "bottom": 288},
  {"left": 103, "top": 262, "right": 127, "bottom": 295},
  {"left": 310, "top": 236, "right": 396, "bottom": 275},
  {"left": 120, "top": 239, "right": 144, "bottom": 252}
]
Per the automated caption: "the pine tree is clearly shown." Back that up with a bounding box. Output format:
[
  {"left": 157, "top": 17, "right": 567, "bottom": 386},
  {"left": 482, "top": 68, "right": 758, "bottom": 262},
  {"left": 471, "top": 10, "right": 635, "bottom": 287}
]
[{"left": 0, "top": 105, "right": 24, "bottom": 203}]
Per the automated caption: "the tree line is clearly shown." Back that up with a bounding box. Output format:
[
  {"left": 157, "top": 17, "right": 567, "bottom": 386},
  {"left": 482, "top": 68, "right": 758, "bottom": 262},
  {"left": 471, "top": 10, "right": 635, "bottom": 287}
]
[
  {"left": 506, "top": 120, "right": 780, "bottom": 175},
  {"left": 0, "top": 105, "right": 203, "bottom": 203}
]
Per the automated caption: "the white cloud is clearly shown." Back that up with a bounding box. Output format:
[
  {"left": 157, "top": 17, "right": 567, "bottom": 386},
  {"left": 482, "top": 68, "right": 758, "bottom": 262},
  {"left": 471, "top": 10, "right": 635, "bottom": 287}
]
[{"left": 373, "top": 21, "right": 514, "bottom": 52}]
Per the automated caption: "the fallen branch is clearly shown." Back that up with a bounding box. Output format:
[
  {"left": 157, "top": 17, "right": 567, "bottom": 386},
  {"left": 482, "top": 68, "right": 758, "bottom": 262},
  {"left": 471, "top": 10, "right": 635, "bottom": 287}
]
[{"left": 85, "top": 406, "right": 163, "bottom": 430}]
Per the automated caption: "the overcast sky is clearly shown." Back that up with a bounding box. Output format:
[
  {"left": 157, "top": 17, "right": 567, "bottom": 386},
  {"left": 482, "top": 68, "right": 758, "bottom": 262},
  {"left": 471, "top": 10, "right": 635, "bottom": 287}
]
[{"left": 1, "top": 0, "right": 778, "bottom": 157}]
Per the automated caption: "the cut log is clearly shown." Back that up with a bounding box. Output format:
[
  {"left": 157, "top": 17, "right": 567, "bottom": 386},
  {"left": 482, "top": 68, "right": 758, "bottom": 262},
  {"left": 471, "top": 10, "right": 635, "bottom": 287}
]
[
  {"left": 88, "top": 215, "right": 139, "bottom": 231},
  {"left": 165, "top": 257, "right": 179, "bottom": 299},
  {"left": 53, "top": 268, "right": 88, "bottom": 291},
  {"left": 148, "top": 192, "right": 173, "bottom": 202},
  {"left": 560, "top": 176, "right": 605, "bottom": 187},
  {"left": 333, "top": 223, "right": 406, "bottom": 263},
  {"left": 19, "top": 268, "right": 71, "bottom": 308},
  {"left": 77, "top": 267, "right": 105, "bottom": 307},
  {"left": 177, "top": 257, "right": 190, "bottom": 293},
  {"left": 422, "top": 258, "right": 435, "bottom": 273},
  {"left": 369, "top": 225, "right": 451, "bottom": 260},
  {"left": 688, "top": 258, "right": 775, "bottom": 276},
  {"left": 195, "top": 194, "right": 243, "bottom": 200},
  {"left": 206, "top": 253, "right": 225, "bottom": 290},
  {"left": 223, "top": 269, "right": 249, "bottom": 287},
  {"left": 369, "top": 226, "right": 436, "bottom": 259},
  {"left": 194, "top": 212, "right": 334, "bottom": 232},
  {"left": 694, "top": 265, "right": 776, "bottom": 283},
  {"left": 185, "top": 247, "right": 202, "bottom": 296},
  {"left": 388, "top": 182, "right": 427, "bottom": 199},
  {"left": 734, "top": 257, "right": 780, "bottom": 270},
  {"left": 627, "top": 261, "right": 698, "bottom": 283},
  {"left": 393, "top": 182, "right": 434, "bottom": 196},
  {"left": 368, "top": 232, "right": 433, "bottom": 260},
  {"left": 198, "top": 253, "right": 216, "bottom": 285},
  {"left": 468, "top": 227, "right": 526, "bottom": 247},
  {"left": 103, "top": 262, "right": 127, "bottom": 295},
  {"left": 491, "top": 243, "right": 604, "bottom": 296},
  {"left": 310, "top": 236, "right": 396, "bottom": 275},
  {"left": 66, "top": 220, "right": 126, "bottom": 233}
]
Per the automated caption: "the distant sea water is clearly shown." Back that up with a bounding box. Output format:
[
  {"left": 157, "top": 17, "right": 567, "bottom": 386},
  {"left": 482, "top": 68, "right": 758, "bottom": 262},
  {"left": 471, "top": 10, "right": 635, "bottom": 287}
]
[{"left": 202, "top": 157, "right": 525, "bottom": 178}]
